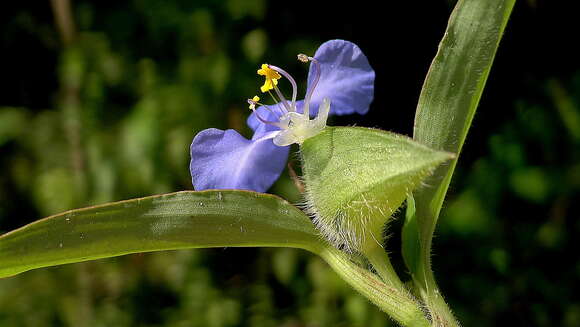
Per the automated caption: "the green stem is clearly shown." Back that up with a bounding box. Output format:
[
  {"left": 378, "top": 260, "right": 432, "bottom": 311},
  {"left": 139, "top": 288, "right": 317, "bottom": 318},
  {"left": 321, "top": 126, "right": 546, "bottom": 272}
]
[
  {"left": 415, "top": 247, "right": 459, "bottom": 327},
  {"left": 317, "top": 245, "right": 429, "bottom": 327},
  {"left": 365, "top": 243, "right": 404, "bottom": 289},
  {"left": 413, "top": 190, "right": 460, "bottom": 327}
]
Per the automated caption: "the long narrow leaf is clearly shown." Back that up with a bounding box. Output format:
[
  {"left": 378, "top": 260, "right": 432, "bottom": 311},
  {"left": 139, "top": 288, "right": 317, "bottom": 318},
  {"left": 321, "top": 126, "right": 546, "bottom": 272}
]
[
  {"left": 1, "top": 190, "right": 433, "bottom": 326},
  {"left": 409, "top": 0, "right": 515, "bottom": 275},
  {"left": 403, "top": 0, "right": 515, "bottom": 325},
  {"left": 0, "top": 190, "right": 321, "bottom": 278},
  {"left": 413, "top": 0, "right": 515, "bottom": 222}
]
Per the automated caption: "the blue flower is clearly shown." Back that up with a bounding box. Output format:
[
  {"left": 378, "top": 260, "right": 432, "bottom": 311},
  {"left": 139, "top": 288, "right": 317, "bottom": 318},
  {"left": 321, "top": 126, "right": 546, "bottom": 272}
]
[{"left": 190, "top": 40, "right": 375, "bottom": 192}]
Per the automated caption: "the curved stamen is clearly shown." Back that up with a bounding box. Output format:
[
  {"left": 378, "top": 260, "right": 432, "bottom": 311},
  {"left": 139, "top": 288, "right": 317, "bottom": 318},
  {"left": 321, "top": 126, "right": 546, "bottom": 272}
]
[
  {"left": 266, "top": 91, "right": 288, "bottom": 116},
  {"left": 268, "top": 64, "right": 298, "bottom": 110},
  {"left": 264, "top": 65, "right": 292, "bottom": 113},
  {"left": 272, "top": 85, "right": 292, "bottom": 113},
  {"left": 248, "top": 98, "right": 281, "bottom": 119},
  {"left": 250, "top": 108, "right": 285, "bottom": 129},
  {"left": 299, "top": 55, "right": 320, "bottom": 118}
]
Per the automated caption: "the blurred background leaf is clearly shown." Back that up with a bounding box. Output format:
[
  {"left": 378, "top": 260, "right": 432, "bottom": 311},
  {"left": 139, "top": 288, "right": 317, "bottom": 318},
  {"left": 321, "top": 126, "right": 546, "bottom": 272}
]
[{"left": 1, "top": 0, "right": 579, "bottom": 326}]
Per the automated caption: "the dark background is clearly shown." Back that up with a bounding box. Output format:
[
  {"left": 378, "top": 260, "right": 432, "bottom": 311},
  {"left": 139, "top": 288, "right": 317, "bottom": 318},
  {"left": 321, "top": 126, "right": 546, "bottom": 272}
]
[{"left": 1, "top": 0, "right": 579, "bottom": 326}]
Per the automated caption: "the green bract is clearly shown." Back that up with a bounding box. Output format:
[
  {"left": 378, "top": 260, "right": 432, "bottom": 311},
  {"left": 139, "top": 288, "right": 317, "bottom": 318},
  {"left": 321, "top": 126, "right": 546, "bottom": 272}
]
[{"left": 300, "top": 126, "right": 453, "bottom": 253}]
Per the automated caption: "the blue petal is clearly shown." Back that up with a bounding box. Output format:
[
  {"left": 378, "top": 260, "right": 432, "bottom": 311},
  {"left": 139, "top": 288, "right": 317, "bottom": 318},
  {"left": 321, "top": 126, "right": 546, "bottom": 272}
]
[
  {"left": 190, "top": 128, "right": 289, "bottom": 192},
  {"left": 307, "top": 40, "right": 375, "bottom": 116}
]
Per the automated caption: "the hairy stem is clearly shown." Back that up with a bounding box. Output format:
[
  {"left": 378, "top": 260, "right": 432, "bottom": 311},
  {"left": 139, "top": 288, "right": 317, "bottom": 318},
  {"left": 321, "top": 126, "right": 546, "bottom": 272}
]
[{"left": 317, "top": 245, "right": 429, "bottom": 327}]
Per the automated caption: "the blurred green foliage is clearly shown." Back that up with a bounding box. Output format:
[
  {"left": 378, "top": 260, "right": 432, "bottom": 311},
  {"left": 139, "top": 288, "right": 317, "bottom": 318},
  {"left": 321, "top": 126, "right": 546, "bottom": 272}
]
[{"left": 1, "top": 0, "right": 579, "bottom": 326}]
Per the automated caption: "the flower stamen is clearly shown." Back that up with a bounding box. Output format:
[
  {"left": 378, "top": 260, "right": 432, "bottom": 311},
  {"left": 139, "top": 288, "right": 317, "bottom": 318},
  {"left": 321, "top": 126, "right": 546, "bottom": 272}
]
[
  {"left": 257, "top": 64, "right": 281, "bottom": 93},
  {"left": 266, "top": 90, "right": 288, "bottom": 116},
  {"left": 298, "top": 54, "right": 321, "bottom": 118},
  {"left": 272, "top": 84, "right": 293, "bottom": 113},
  {"left": 258, "top": 64, "right": 294, "bottom": 113},
  {"left": 268, "top": 64, "right": 298, "bottom": 111},
  {"left": 248, "top": 105, "right": 286, "bottom": 129},
  {"left": 247, "top": 95, "right": 260, "bottom": 110},
  {"left": 248, "top": 96, "right": 278, "bottom": 117},
  {"left": 297, "top": 54, "right": 309, "bottom": 63},
  {"left": 249, "top": 54, "right": 330, "bottom": 147}
]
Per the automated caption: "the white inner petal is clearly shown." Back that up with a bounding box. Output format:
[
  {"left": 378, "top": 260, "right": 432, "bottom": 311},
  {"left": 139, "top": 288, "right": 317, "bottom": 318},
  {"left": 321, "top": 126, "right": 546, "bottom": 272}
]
[{"left": 271, "top": 98, "right": 331, "bottom": 146}]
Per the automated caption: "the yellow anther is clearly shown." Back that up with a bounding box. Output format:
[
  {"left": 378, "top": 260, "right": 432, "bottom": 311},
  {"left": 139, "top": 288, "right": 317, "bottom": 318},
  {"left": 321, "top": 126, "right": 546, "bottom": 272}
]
[
  {"left": 248, "top": 95, "right": 260, "bottom": 110},
  {"left": 257, "top": 64, "right": 281, "bottom": 93}
]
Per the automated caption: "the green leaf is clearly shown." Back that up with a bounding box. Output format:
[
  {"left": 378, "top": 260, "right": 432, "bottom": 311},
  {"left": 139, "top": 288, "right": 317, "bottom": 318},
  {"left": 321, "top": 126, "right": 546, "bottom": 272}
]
[
  {"left": 401, "top": 193, "right": 420, "bottom": 276},
  {"left": 0, "top": 190, "right": 321, "bottom": 278},
  {"left": 403, "top": 0, "right": 515, "bottom": 325},
  {"left": 412, "top": 0, "right": 515, "bottom": 221},
  {"left": 0, "top": 189, "right": 431, "bottom": 326},
  {"left": 300, "top": 126, "right": 452, "bottom": 253}
]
